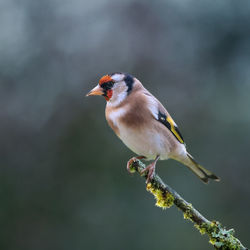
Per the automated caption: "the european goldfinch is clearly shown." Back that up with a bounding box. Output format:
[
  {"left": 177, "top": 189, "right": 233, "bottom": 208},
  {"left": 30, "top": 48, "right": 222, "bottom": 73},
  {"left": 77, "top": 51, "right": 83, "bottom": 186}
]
[{"left": 86, "top": 72, "right": 220, "bottom": 183}]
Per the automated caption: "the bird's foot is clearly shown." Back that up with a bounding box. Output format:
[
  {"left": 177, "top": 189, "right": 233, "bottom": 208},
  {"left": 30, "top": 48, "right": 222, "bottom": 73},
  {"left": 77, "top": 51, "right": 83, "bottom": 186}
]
[
  {"left": 126, "top": 157, "right": 137, "bottom": 173},
  {"left": 140, "top": 162, "right": 156, "bottom": 183},
  {"left": 126, "top": 156, "right": 145, "bottom": 173}
]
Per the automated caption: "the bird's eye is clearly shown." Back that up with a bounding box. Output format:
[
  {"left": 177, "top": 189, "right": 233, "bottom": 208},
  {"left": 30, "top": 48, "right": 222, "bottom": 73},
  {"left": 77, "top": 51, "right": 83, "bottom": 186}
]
[{"left": 101, "top": 81, "right": 114, "bottom": 90}]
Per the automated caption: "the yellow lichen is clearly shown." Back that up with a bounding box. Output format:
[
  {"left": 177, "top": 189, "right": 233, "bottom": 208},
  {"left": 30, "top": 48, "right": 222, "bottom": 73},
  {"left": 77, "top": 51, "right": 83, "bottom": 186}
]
[
  {"left": 209, "top": 238, "right": 216, "bottom": 245},
  {"left": 129, "top": 166, "right": 136, "bottom": 173},
  {"left": 183, "top": 203, "right": 193, "bottom": 221},
  {"left": 146, "top": 183, "right": 174, "bottom": 209},
  {"left": 194, "top": 224, "right": 206, "bottom": 235}
]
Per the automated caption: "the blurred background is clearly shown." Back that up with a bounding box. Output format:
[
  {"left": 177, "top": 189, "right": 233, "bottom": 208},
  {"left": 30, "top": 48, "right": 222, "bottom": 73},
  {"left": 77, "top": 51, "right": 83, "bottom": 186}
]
[{"left": 1, "top": 0, "right": 250, "bottom": 249}]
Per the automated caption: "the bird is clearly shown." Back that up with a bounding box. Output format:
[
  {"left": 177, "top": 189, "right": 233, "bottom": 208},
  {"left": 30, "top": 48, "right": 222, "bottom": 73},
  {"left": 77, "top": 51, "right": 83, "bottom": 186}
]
[{"left": 86, "top": 72, "right": 220, "bottom": 183}]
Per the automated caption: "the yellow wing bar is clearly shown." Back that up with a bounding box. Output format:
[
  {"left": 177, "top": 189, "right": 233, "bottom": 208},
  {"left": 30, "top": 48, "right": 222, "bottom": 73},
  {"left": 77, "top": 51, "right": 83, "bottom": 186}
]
[
  {"left": 158, "top": 111, "right": 185, "bottom": 144},
  {"left": 166, "top": 116, "right": 184, "bottom": 144}
]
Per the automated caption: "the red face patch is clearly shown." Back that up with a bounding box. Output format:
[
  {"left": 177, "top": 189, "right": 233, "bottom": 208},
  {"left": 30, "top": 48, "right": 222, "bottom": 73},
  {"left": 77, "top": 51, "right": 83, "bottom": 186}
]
[
  {"left": 99, "top": 75, "right": 113, "bottom": 86},
  {"left": 99, "top": 75, "right": 114, "bottom": 101},
  {"left": 104, "top": 89, "right": 113, "bottom": 101}
]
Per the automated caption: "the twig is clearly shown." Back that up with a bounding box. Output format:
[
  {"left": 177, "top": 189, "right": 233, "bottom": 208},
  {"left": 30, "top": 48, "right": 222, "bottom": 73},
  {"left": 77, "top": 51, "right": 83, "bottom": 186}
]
[{"left": 129, "top": 159, "right": 247, "bottom": 250}]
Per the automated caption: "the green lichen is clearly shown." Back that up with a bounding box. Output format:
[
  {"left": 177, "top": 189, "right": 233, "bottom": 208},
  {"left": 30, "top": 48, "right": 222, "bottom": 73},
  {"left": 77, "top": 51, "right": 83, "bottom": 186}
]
[
  {"left": 194, "top": 221, "right": 244, "bottom": 250},
  {"left": 146, "top": 183, "right": 174, "bottom": 209}
]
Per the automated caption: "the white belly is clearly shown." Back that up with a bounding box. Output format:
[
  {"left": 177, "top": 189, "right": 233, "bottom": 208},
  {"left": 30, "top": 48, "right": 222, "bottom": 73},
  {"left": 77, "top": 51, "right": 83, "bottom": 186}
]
[{"left": 118, "top": 124, "right": 172, "bottom": 160}]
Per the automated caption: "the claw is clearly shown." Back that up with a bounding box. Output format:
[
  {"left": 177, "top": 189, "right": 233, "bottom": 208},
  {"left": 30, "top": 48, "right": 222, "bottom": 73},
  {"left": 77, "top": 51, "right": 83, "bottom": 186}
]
[
  {"left": 140, "top": 155, "right": 160, "bottom": 183},
  {"left": 126, "top": 157, "right": 137, "bottom": 173},
  {"left": 141, "top": 163, "right": 156, "bottom": 183},
  {"left": 126, "top": 156, "right": 146, "bottom": 173}
]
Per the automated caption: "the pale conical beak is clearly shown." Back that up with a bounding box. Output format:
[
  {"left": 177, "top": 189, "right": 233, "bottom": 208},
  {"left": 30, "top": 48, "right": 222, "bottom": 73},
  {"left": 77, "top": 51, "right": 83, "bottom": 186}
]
[{"left": 86, "top": 85, "right": 104, "bottom": 96}]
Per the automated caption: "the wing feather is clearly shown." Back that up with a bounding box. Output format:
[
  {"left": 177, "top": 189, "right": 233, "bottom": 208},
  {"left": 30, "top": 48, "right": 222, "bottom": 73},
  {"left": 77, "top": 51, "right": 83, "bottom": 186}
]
[
  {"left": 158, "top": 111, "right": 185, "bottom": 144},
  {"left": 144, "top": 90, "right": 185, "bottom": 144}
]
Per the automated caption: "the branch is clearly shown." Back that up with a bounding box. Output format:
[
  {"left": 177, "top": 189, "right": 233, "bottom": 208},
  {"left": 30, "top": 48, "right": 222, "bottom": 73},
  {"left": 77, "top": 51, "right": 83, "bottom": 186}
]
[{"left": 129, "top": 159, "right": 247, "bottom": 250}]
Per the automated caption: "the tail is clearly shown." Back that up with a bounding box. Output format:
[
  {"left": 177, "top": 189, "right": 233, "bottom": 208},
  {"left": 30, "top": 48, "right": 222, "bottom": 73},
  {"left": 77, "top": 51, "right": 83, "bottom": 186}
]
[{"left": 181, "top": 153, "right": 220, "bottom": 184}]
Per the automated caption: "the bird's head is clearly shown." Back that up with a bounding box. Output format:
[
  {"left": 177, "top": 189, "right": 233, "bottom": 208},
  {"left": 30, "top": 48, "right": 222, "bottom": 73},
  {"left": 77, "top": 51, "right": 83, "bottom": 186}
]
[{"left": 86, "top": 72, "right": 135, "bottom": 104}]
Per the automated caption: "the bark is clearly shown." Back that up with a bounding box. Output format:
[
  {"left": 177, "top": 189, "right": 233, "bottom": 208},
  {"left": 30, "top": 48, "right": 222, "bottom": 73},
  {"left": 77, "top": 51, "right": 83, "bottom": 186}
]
[{"left": 129, "top": 159, "right": 247, "bottom": 250}]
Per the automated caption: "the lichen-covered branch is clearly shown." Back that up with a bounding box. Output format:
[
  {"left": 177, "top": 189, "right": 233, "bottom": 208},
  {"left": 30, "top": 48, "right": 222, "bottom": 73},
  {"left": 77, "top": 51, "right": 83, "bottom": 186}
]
[{"left": 129, "top": 159, "right": 247, "bottom": 250}]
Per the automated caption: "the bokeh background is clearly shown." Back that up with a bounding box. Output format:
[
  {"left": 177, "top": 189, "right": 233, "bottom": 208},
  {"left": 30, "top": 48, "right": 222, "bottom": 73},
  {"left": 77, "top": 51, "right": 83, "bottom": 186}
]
[{"left": 1, "top": 0, "right": 250, "bottom": 249}]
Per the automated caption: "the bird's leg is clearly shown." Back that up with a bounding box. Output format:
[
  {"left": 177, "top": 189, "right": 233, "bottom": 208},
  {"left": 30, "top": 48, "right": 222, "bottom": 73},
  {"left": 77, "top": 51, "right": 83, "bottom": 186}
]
[
  {"left": 140, "top": 155, "right": 160, "bottom": 183},
  {"left": 127, "top": 156, "right": 146, "bottom": 173}
]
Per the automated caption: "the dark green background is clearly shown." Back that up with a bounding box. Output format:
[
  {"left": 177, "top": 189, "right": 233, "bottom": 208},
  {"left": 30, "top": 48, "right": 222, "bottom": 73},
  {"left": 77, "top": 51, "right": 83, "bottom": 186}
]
[{"left": 1, "top": 0, "right": 250, "bottom": 249}]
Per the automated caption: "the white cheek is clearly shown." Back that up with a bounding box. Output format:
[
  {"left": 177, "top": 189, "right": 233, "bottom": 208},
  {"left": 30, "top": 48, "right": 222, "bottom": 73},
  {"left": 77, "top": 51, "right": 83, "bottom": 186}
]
[
  {"left": 110, "top": 91, "right": 127, "bottom": 106},
  {"left": 108, "top": 82, "right": 127, "bottom": 107}
]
